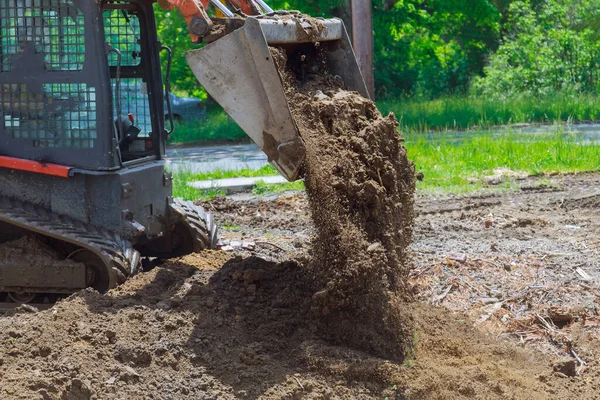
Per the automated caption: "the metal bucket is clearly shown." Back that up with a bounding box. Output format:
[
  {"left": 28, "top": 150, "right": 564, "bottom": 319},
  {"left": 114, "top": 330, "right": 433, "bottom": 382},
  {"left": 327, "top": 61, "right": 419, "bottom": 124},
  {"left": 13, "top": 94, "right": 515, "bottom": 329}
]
[{"left": 185, "top": 15, "right": 368, "bottom": 181}]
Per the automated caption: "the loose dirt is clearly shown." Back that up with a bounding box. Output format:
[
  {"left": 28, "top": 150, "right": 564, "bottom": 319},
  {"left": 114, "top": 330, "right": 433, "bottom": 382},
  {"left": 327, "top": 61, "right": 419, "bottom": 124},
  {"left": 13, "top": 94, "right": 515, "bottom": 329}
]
[
  {"left": 3, "top": 174, "right": 600, "bottom": 398},
  {"left": 272, "top": 47, "right": 416, "bottom": 361}
]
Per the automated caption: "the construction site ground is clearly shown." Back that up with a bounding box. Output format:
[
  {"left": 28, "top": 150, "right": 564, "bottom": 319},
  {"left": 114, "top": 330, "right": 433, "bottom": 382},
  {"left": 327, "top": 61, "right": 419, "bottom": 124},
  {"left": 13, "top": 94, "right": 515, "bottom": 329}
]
[{"left": 3, "top": 172, "right": 600, "bottom": 398}]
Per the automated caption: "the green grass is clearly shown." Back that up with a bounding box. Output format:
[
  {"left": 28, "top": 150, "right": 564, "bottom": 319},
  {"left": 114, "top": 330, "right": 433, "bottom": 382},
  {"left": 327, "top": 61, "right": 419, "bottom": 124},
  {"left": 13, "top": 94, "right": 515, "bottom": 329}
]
[
  {"left": 172, "top": 126, "right": 600, "bottom": 200},
  {"left": 253, "top": 179, "right": 305, "bottom": 195},
  {"left": 171, "top": 164, "right": 304, "bottom": 200},
  {"left": 168, "top": 110, "right": 247, "bottom": 143},
  {"left": 379, "top": 93, "right": 600, "bottom": 131},
  {"left": 406, "top": 128, "right": 600, "bottom": 193},
  {"left": 168, "top": 93, "right": 600, "bottom": 145},
  {"left": 171, "top": 168, "right": 227, "bottom": 201}
]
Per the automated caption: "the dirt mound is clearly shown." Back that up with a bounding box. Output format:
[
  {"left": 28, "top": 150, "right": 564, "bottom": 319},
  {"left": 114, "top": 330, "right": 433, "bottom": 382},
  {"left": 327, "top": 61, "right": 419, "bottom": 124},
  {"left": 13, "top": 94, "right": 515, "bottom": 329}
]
[
  {"left": 272, "top": 47, "right": 416, "bottom": 360},
  {"left": 0, "top": 250, "right": 582, "bottom": 399}
]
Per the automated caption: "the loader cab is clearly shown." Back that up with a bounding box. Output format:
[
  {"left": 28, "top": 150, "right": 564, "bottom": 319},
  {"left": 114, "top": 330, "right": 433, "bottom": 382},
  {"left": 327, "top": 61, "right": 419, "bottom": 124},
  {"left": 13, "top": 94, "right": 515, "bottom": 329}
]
[
  {"left": 0, "top": 0, "right": 167, "bottom": 171},
  {"left": 102, "top": 0, "right": 167, "bottom": 164}
]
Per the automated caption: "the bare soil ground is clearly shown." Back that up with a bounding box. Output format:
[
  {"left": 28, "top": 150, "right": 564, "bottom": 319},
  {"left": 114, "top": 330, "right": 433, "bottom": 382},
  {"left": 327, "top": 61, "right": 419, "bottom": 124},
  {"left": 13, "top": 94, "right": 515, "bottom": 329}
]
[{"left": 2, "top": 173, "right": 600, "bottom": 398}]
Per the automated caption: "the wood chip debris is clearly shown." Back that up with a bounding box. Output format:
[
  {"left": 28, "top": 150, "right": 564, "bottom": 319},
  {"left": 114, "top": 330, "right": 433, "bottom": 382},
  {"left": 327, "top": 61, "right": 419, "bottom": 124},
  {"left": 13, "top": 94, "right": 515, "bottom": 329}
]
[{"left": 410, "top": 251, "right": 600, "bottom": 363}]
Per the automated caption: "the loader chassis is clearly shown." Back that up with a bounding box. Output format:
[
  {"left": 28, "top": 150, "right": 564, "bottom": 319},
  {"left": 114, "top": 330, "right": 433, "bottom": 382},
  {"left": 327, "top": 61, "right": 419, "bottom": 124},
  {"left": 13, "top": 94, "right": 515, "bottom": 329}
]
[{"left": 0, "top": 0, "right": 216, "bottom": 301}]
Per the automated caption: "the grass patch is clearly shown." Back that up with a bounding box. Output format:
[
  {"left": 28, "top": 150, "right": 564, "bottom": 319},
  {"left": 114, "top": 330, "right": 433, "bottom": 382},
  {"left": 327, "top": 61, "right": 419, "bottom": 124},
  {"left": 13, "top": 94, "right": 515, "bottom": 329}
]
[
  {"left": 253, "top": 180, "right": 305, "bottom": 195},
  {"left": 176, "top": 164, "right": 279, "bottom": 181},
  {"left": 172, "top": 127, "right": 600, "bottom": 200},
  {"left": 380, "top": 93, "right": 600, "bottom": 131},
  {"left": 171, "top": 164, "right": 305, "bottom": 200},
  {"left": 171, "top": 168, "right": 226, "bottom": 201},
  {"left": 405, "top": 128, "right": 600, "bottom": 193},
  {"left": 168, "top": 110, "right": 247, "bottom": 143}
]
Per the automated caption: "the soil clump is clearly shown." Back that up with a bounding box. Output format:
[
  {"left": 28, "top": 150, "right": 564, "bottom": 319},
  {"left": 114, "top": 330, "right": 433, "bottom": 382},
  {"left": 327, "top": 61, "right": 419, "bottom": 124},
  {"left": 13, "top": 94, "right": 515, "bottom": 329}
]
[{"left": 272, "top": 47, "right": 416, "bottom": 360}]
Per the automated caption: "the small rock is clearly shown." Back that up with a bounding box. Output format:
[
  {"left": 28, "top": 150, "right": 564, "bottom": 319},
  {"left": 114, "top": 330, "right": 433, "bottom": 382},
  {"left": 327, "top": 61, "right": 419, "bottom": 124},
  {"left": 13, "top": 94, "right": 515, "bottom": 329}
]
[
  {"left": 120, "top": 366, "right": 140, "bottom": 383},
  {"left": 564, "top": 225, "right": 582, "bottom": 230},
  {"left": 230, "top": 241, "right": 242, "bottom": 248},
  {"left": 105, "top": 330, "right": 117, "bottom": 344},
  {"left": 553, "top": 358, "right": 577, "bottom": 377},
  {"left": 221, "top": 245, "right": 235, "bottom": 252},
  {"left": 448, "top": 252, "right": 467, "bottom": 263},
  {"left": 156, "top": 301, "right": 171, "bottom": 311},
  {"left": 312, "top": 289, "right": 328, "bottom": 301},
  {"left": 16, "top": 304, "right": 38, "bottom": 313},
  {"left": 313, "top": 90, "right": 328, "bottom": 100},
  {"left": 242, "top": 241, "right": 256, "bottom": 251},
  {"left": 106, "top": 376, "right": 116, "bottom": 385},
  {"left": 63, "top": 378, "right": 93, "bottom": 399},
  {"left": 333, "top": 91, "right": 351, "bottom": 99},
  {"left": 485, "top": 220, "right": 493, "bottom": 229},
  {"left": 367, "top": 242, "right": 381, "bottom": 252},
  {"left": 480, "top": 297, "right": 501, "bottom": 305}
]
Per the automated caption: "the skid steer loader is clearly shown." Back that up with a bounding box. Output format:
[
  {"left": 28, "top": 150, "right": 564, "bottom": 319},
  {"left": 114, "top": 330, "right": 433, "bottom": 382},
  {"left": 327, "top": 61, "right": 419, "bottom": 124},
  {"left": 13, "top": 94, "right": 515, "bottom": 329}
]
[{"left": 0, "top": 0, "right": 367, "bottom": 303}]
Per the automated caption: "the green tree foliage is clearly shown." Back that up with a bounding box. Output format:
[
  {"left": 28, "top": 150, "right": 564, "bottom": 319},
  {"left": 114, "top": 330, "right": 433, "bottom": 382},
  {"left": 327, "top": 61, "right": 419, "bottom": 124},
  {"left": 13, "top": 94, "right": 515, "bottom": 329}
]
[
  {"left": 154, "top": 0, "right": 600, "bottom": 102},
  {"left": 154, "top": 5, "right": 205, "bottom": 98},
  {"left": 154, "top": 1, "right": 503, "bottom": 100},
  {"left": 473, "top": 0, "right": 600, "bottom": 98},
  {"left": 373, "top": 0, "right": 501, "bottom": 98}
]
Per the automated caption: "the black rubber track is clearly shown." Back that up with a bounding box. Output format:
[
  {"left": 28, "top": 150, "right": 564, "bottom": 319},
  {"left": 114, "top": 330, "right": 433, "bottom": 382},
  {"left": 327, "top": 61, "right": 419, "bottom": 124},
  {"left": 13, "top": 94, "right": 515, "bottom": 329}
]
[{"left": 0, "top": 195, "right": 141, "bottom": 293}]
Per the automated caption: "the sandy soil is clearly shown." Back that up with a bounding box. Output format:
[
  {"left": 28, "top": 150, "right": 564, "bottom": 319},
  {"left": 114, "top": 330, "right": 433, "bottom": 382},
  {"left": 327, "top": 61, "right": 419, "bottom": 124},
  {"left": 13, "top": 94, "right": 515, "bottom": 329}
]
[
  {"left": 2, "top": 173, "right": 600, "bottom": 398},
  {"left": 272, "top": 45, "right": 416, "bottom": 361}
]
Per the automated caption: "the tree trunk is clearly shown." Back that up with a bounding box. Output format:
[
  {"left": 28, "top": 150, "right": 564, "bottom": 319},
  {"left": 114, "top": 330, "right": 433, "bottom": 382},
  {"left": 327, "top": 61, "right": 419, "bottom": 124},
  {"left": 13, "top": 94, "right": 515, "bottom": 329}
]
[{"left": 349, "top": 0, "right": 375, "bottom": 99}]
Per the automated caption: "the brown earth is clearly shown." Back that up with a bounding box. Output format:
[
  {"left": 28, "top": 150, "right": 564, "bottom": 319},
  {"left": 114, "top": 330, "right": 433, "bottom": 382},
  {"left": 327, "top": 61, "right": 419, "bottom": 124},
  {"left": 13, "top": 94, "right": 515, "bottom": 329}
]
[
  {"left": 271, "top": 46, "right": 416, "bottom": 361},
  {"left": 4, "top": 173, "right": 600, "bottom": 398}
]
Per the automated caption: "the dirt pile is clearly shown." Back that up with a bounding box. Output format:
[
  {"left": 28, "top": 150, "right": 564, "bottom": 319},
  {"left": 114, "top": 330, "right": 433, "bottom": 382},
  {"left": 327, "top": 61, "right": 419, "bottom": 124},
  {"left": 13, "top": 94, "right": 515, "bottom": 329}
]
[
  {"left": 0, "top": 250, "right": 581, "bottom": 399},
  {"left": 272, "top": 48, "right": 416, "bottom": 360}
]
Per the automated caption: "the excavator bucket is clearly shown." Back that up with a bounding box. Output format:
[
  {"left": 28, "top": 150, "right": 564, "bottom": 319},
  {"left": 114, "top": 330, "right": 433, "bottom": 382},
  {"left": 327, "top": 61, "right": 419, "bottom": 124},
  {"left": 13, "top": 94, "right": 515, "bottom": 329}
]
[{"left": 185, "top": 16, "right": 369, "bottom": 181}]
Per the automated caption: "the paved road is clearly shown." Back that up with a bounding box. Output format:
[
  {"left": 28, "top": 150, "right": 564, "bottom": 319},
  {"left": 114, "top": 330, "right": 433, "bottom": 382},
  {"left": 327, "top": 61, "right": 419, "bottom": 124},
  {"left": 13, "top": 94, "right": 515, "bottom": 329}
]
[
  {"left": 165, "top": 143, "right": 268, "bottom": 173},
  {"left": 420, "top": 123, "right": 600, "bottom": 144}
]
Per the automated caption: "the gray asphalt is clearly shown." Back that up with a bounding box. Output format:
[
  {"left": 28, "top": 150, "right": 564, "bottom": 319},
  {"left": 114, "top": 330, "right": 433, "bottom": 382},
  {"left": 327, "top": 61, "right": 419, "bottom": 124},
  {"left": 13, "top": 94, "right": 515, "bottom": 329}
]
[{"left": 165, "top": 143, "right": 268, "bottom": 173}]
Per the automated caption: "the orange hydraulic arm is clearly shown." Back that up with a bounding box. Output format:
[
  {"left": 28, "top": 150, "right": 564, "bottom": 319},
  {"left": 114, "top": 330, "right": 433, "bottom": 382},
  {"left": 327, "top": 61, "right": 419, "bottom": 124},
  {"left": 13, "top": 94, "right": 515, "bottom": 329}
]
[{"left": 158, "top": 0, "right": 261, "bottom": 43}]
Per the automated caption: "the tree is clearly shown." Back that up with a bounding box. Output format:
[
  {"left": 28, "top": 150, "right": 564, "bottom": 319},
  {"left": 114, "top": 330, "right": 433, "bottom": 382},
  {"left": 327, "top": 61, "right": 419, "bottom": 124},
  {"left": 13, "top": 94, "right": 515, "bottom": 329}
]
[{"left": 472, "top": 0, "right": 600, "bottom": 97}]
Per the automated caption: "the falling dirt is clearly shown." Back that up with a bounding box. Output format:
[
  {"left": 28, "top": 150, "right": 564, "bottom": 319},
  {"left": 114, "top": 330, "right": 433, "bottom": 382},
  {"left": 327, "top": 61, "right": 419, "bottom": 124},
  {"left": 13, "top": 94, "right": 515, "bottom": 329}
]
[{"left": 272, "top": 47, "right": 416, "bottom": 361}]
